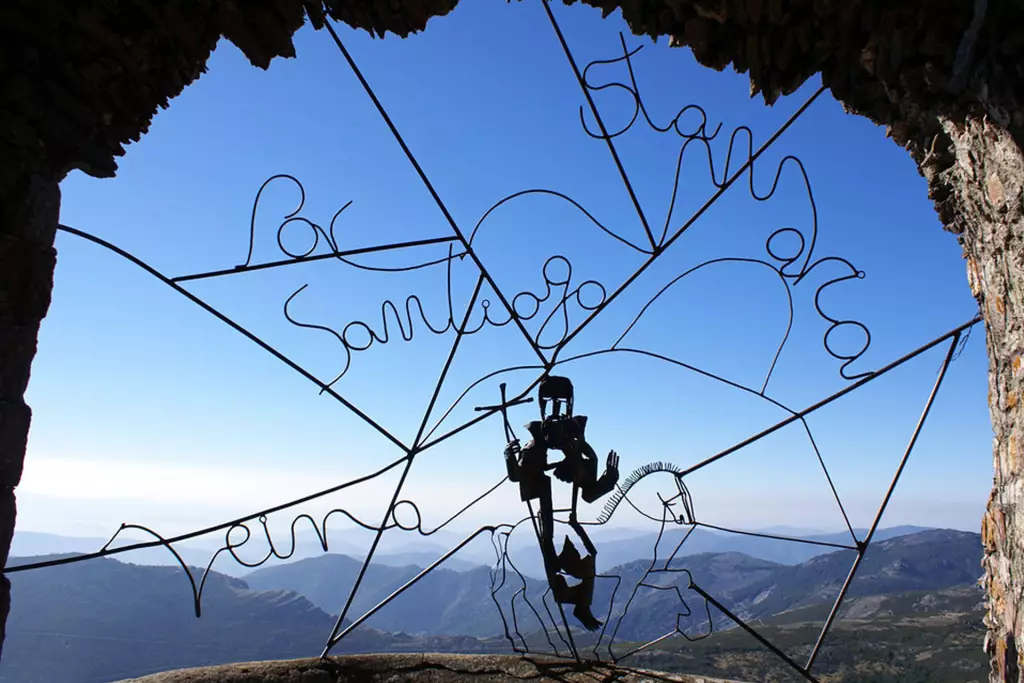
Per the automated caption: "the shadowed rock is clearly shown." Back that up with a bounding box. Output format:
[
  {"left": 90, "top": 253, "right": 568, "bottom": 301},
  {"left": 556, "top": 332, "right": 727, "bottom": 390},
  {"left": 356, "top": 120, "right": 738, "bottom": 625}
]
[{"left": 116, "top": 653, "right": 745, "bottom": 683}]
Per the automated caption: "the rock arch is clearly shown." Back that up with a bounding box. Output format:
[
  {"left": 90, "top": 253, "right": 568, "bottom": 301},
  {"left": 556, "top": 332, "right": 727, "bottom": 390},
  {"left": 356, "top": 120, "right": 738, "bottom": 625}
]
[{"left": 1, "top": 1, "right": 1021, "bottom": 679}]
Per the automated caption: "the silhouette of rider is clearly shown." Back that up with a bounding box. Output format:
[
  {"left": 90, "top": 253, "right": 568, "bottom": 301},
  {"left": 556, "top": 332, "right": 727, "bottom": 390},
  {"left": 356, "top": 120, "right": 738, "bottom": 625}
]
[{"left": 504, "top": 375, "right": 619, "bottom": 630}]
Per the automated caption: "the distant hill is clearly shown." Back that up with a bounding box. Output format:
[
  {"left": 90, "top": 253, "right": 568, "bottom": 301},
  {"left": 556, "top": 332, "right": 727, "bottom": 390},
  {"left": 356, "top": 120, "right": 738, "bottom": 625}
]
[
  {"left": 632, "top": 584, "right": 988, "bottom": 683},
  {"left": 593, "top": 551, "right": 784, "bottom": 642},
  {"left": 596, "top": 529, "right": 982, "bottom": 642},
  {"left": 7, "top": 530, "right": 486, "bottom": 578},
  {"left": 10, "top": 525, "right": 936, "bottom": 581},
  {"left": 729, "top": 528, "right": 983, "bottom": 620},
  {"left": 0, "top": 554, "right": 398, "bottom": 683},
  {"left": 371, "top": 551, "right": 479, "bottom": 573},
  {"left": 243, "top": 529, "right": 981, "bottom": 642},
  {"left": 0, "top": 529, "right": 983, "bottom": 683},
  {"left": 244, "top": 554, "right": 528, "bottom": 637},
  {"left": 7, "top": 532, "right": 216, "bottom": 573},
  {"left": 584, "top": 524, "right": 934, "bottom": 573},
  {"left": 10, "top": 532, "right": 111, "bottom": 557},
  {"left": 769, "top": 583, "right": 985, "bottom": 625}
]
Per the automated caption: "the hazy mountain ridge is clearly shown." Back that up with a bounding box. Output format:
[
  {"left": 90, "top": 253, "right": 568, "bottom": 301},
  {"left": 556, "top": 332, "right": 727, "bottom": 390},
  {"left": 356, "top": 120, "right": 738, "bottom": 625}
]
[
  {"left": 767, "top": 583, "right": 985, "bottom": 625},
  {"left": 7, "top": 531, "right": 482, "bottom": 578},
  {"left": 8, "top": 524, "right": 937, "bottom": 580},
  {"left": 589, "top": 524, "right": 933, "bottom": 571},
  {"left": 634, "top": 585, "right": 987, "bottom": 683},
  {"left": 573, "top": 530, "right": 978, "bottom": 642},
  {"left": 244, "top": 555, "right": 513, "bottom": 636},
  {"left": 726, "top": 528, "right": 983, "bottom": 620},
  {"left": 0, "top": 528, "right": 984, "bottom": 683},
  {"left": 0, "top": 553, "right": 404, "bottom": 683},
  {"left": 240, "top": 529, "right": 981, "bottom": 641}
]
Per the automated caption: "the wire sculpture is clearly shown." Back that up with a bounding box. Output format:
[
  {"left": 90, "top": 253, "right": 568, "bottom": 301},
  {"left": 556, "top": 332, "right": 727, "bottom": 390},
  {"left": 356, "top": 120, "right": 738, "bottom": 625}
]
[
  {"left": 497, "top": 375, "right": 620, "bottom": 633},
  {"left": 3, "top": 3, "right": 983, "bottom": 683}
]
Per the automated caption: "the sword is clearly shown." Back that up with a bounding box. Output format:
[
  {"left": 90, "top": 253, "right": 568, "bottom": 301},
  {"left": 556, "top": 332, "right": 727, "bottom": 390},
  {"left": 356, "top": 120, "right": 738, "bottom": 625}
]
[{"left": 475, "top": 382, "right": 533, "bottom": 443}]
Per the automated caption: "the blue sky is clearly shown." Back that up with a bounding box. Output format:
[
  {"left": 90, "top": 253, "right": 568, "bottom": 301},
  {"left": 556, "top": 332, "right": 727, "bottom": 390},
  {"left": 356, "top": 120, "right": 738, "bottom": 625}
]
[{"left": 18, "top": 1, "right": 990, "bottom": 546}]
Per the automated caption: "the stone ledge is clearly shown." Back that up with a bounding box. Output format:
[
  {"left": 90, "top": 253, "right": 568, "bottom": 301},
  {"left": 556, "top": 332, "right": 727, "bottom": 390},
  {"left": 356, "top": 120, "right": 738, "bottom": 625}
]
[{"left": 116, "top": 653, "right": 746, "bottom": 683}]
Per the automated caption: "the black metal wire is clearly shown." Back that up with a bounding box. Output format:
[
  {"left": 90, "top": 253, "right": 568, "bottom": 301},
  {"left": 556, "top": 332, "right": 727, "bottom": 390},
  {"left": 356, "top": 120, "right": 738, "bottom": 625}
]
[
  {"left": 468, "top": 188, "right": 651, "bottom": 255},
  {"left": 547, "top": 82, "right": 829, "bottom": 364},
  {"left": 489, "top": 525, "right": 562, "bottom": 655},
  {"left": 804, "top": 330, "right": 963, "bottom": 671},
  {"left": 172, "top": 235, "right": 461, "bottom": 283},
  {"left": 578, "top": 34, "right": 724, "bottom": 146},
  {"left": 604, "top": 497, "right": 713, "bottom": 664},
  {"left": 4, "top": 252, "right": 979, "bottom": 674},
  {"left": 540, "top": 0, "right": 658, "bottom": 253},
  {"left": 189, "top": 173, "right": 465, "bottom": 281},
  {"left": 691, "top": 583, "right": 821, "bottom": 683},
  {"left": 597, "top": 462, "right": 690, "bottom": 525},
  {"left": 3, "top": 7, "right": 987, "bottom": 682},
  {"left": 693, "top": 522, "right": 857, "bottom": 552},
  {"left": 324, "top": 273, "right": 489, "bottom": 653},
  {"left": 676, "top": 315, "right": 980, "bottom": 480},
  {"left": 282, "top": 251, "right": 609, "bottom": 393},
  {"left": 321, "top": 19, "right": 550, "bottom": 372},
  {"left": 52, "top": 224, "right": 413, "bottom": 455}
]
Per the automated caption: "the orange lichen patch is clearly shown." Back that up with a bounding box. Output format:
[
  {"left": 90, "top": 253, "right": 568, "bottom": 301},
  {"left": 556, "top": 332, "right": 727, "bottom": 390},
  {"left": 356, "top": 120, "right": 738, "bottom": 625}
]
[
  {"left": 996, "top": 634, "right": 1009, "bottom": 681},
  {"left": 985, "top": 505, "right": 1008, "bottom": 551},
  {"left": 991, "top": 581, "right": 1006, "bottom": 619},
  {"left": 966, "top": 256, "right": 983, "bottom": 298},
  {"left": 984, "top": 512, "right": 996, "bottom": 551}
]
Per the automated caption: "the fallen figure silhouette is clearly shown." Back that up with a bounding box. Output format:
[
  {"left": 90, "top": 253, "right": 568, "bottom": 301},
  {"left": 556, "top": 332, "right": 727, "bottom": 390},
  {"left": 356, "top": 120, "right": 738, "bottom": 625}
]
[{"left": 497, "top": 375, "right": 619, "bottom": 631}]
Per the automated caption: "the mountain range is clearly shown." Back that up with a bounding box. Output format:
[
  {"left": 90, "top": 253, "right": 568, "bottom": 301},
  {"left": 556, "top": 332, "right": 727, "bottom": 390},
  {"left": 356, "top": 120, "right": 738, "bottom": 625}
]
[
  {"left": 596, "top": 528, "right": 983, "bottom": 642},
  {"left": 635, "top": 584, "right": 988, "bottom": 683},
  {"left": 0, "top": 527, "right": 984, "bottom": 683},
  {"left": 0, "top": 553, "right": 385, "bottom": 683},
  {"left": 7, "top": 531, "right": 481, "bottom": 576},
  {"left": 7, "top": 524, "right": 935, "bottom": 580},
  {"left": 242, "top": 528, "right": 980, "bottom": 639}
]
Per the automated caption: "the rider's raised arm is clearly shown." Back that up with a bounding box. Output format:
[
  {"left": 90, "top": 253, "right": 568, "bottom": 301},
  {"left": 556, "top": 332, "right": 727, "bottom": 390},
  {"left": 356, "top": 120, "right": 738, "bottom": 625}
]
[{"left": 581, "top": 446, "right": 619, "bottom": 503}]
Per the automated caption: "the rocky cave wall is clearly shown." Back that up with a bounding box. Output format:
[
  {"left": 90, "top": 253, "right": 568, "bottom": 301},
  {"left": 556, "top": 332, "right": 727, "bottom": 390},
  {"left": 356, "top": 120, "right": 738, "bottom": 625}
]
[{"left": 1, "top": 0, "right": 1022, "bottom": 679}]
